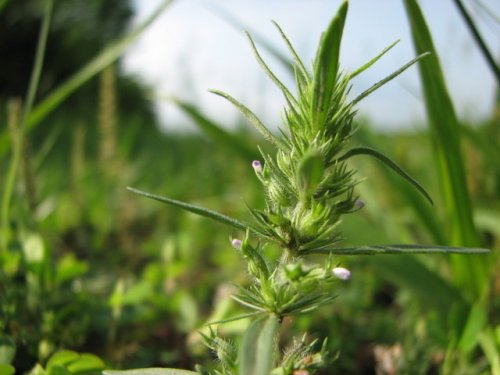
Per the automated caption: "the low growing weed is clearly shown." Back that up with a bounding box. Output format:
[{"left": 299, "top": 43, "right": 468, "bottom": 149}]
[{"left": 115, "top": 1, "right": 489, "bottom": 374}]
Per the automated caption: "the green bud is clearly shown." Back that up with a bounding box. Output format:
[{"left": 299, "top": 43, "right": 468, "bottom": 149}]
[
  {"left": 297, "top": 150, "right": 324, "bottom": 199},
  {"left": 284, "top": 262, "right": 308, "bottom": 281}
]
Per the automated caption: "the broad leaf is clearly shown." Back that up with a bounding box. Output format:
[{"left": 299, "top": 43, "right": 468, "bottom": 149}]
[
  {"left": 47, "top": 350, "right": 79, "bottom": 367},
  {"left": 66, "top": 354, "right": 105, "bottom": 374},
  {"left": 239, "top": 315, "right": 279, "bottom": 375}
]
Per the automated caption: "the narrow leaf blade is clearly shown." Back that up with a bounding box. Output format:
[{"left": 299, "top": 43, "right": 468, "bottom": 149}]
[
  {"left": 352, "top": 52, "right": 430, "bottom": 105},
  {"left": 312, "top": 1, "right": 348, "bottom": 120},
  {"left": 339, "top": 146, "right": 433, "bottom": 205},
  {"left": 310, "top": 244, "right": 490, "bottom": 255},
  {"left": 404, "top": 0, "right": 485, "bottom": 298},
  {"left": 210, "top": 89, "right": 284, "bottom": 148},
  {"left": 350, "top": 39, "right": 400, "bottom": 78},
  {"left": 104, "top": 369, "right": 198, "bottom": 375},
  {"left": 127, "top": 187, "right": 249, "bottom": 232}
]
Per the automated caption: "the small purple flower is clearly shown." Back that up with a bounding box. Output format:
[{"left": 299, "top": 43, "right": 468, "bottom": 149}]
[
  {"left": 252, "top": 160, "right": 263, "bottom": 174},
  {"left": 231, "top": 238, "right": 242, "bottom": 250},
  {"left": 354, "top": 199, "right": 366, "bottom": 210},
  {"left": 332, "top": 267, "right": 351, "bottom": 280}
]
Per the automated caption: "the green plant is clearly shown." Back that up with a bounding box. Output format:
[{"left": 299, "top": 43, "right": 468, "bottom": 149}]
[
  {"left": 113, "top": 2, "right": 489, "bottom": 374},
  {"left": 0, "top": 0, "right": 174, "bottom": 370}
]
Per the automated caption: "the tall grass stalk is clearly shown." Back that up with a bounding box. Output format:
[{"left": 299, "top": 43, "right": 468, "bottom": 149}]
[
  {"left": 99, "top": 64, "right": 120, "bottom": 181},
  {"left": 25, "top": 0, "right": 174, "bottom": 131},
  {"left": 1, "top": 0, "right": 53, "bottom": 249},
  {"left": 404, "top": 0, "right": 488, "bottom": 299}
]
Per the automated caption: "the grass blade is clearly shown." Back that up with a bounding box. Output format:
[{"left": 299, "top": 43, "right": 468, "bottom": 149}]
[
  {"left": 172, "top": 98, "right": 257, "bottom": 160},
  {"left": 452, "top": 0, "right": 500, "bottom": 84},
  {"left": 310, "top": 244, "right": 490, "bottom": 255},
  {"left": 1, "top": 0, "right": 53, "bottom": 248},
  {"left": 246, "top": 32, "right": 298, "bottom": 108},
  {"left": 339, "top": 146, "right": 433, "bottom": 205},
  {"left": 271, "top": 20, "right": 309, "bottom": 80},
  {"left": 351, "top": 52, "right": 429, "bottom": 105},
  {"left": 312, "top": 1, "right": 348, "bottom": 122},
  {"left": 104, "top": 370, "right": 198, "bottom": 375},
  {"left": 404, "top": 0, "right": 486, "bottom": 297},
  {"left": 239, "top": 315, "right": 279, "bottom": 375},
  {"left": 477, "top": 328, "right": 500, "bottom": 375},
  {"left": 25, "top": 0, "right": 173, "bottom": 129},
  {"left": 127, "top": 187, "right": 250, "bottom": 233}
]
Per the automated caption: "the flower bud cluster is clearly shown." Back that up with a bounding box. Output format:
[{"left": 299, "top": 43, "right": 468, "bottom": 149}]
[{"left": 249, "top": 74, "right": 361, "bottom": 257}]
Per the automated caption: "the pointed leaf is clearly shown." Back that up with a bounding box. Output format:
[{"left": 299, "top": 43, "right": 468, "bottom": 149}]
[
  {"left": 211, "top": 5, "right": 294, "bottom": 74},
  {"left": 352, "top": 52, "right": 429, "bottom": 105},
  {"left": 127, "top": 187, "right": 250, "bottom": 233},
  {"left": 239, "top": 315, "right": 279, "bottom": 375},
  {"left": 350, "top": 39, "right": 400, "bottom": 78},
  {"left": 458, "top": 303, "right": 487, "bottom": 353},
  {"left": 309, "top": 244, "right": 490, "bottom": 255},
  {"left": 313, "top": 1, "right": 348, "bottom": 120},
  {"left": 339, "top": 146, "right": 433, "bottom": 205},
  {"left": 246, "top": 32, "right": 298, "bottom": 108},
  {"left": 104, "top": 369, "right": 198, "bottom": 375},
  {"left": 271, "top": 21, "right": 309, "bottom": 80},
  {"left": 205, "top": 311, "right": 264, "bottom": 326},
  {"left": 209, "top": 90, "right": 284, "bottom": 149}
]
